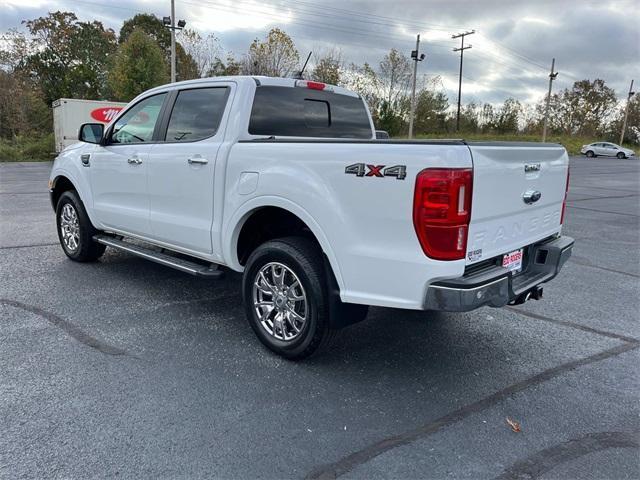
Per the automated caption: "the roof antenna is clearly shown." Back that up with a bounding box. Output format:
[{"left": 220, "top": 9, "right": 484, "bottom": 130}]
[{"left": 293, "top": 51, "right": 312, "bottom": 79}]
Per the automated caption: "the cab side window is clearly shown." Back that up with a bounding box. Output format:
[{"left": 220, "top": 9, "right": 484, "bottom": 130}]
[
  {"left": 165, "top": 87, "right": 229, "bottom": 142},
  {"left": 110, "top": 93, "right": 167, "bottom": 144}
]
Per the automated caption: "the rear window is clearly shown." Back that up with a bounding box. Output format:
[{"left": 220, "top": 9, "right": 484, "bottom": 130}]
[
  {"left": 248, "top": 86, "right": 372, "bottom": 138},
  {"left": 165, "top": 87, "right": 229, "bottom": 142}
]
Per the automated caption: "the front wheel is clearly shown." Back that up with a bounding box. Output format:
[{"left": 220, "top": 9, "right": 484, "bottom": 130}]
[
  {"left": 585, "top": 150, "right": 595, "bottom": 158},
  {"left": 616, "top": 152, "right": 626, "bottom": 159},
  {"left": 242, "top": 237, "right": 334, "bottom": 360},
  {"left": 56, "top": 190, "right": 106, "bottom": 262}
]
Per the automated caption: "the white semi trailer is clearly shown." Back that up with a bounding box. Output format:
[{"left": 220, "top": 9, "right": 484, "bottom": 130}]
[{"left": 52, "top": 98, "right": 126, "bottom": 153}]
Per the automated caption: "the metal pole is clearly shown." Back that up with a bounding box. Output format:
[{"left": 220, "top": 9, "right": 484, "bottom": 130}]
[
  {"left": 620, "top": 79, "right": 635, "bottom": 145},
  {"left": 452, "top": 30, "right": 474, "bottom": 132},
  {"left": 170, "top": 0, "right": 176, "bottom": 83},
  {"left": 456, "top": 39, "right": 464, "bottom": 132},
  {"left": 542, "top": 58, "right": 557, "bottom": 142},
  {"left": 408, "top": 34, "right": 420, "bottom": 139}
]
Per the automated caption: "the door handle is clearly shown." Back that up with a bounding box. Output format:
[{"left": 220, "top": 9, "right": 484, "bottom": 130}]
[
  {"left": 127, "top": 157, "right": 142, "bottom": 165},
  {"left": 188, "top": 157, "right": 208, "bottom": 165}
]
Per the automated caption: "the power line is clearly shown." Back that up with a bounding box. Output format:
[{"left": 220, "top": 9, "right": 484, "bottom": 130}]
[
  {"left": 181, "top": 0, "right": 463, "bottom": 51},
  {"left": 272, "top": 0, "right": 472, "bottom": 33},
  {"left": 44, "top": 0, "right": 582, "bottom": 106},
  {"left": 181, "top": 0, "right": 425, "bottom": 45},
  {"left": 69, "top": 0, "right": 562, "bottom": 86},
  {"left": 477, "top": 33, "right": 548, "bottom": 70}
]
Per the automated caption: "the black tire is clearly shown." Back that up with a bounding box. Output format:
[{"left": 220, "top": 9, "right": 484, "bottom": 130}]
[
  {"left": 586, "top": 150, "right": 595, "bottom": 158},
  {"left": 242, "top": 237, "right": 335, "bottom": 360},
  {"left": 616, "top": 152, "right": 626, "bottom": 159},
  {"left": 56, "top": 190, "right": 106, "bottom": 262}
]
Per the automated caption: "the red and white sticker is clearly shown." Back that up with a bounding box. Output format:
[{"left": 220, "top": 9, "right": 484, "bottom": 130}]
[
  {"left": 90, "top": 106, "right": 124, "bottom": 123},
  {"left": 502, "top": 249, "right": 523, "bottom": 272}
]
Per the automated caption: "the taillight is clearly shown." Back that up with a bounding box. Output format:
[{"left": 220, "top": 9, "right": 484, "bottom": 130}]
[
  {"left": 413, "top": 168, "right": 473, "bottom": 260},
  {"left": 560, "top": 166, "right": 570, "bottom": 224}
]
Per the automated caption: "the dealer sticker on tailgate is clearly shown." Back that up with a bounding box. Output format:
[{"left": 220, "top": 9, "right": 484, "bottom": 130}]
[{"left": 502, "top": 249, "right": 524, "bottom": 273}]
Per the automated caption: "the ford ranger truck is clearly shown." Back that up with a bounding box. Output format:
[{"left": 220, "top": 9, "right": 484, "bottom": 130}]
[{"left": 48, "top": 76, "right": 574, "bottom": 359}]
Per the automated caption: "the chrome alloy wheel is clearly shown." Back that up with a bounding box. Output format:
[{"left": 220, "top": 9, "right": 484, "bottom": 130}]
[
  {"left": 252, "top": 262, "right": 308, "bottom": 341},
  {"left": 59, "top": 203, "right": 80, "bottom": 252}
]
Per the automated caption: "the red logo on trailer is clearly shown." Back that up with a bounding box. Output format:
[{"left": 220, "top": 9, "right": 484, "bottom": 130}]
[{"left": 90, "top": 107, "right": 124, "bottom": 123}]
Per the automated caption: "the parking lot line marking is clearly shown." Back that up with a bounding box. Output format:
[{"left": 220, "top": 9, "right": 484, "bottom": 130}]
[
  {"left": 1, "top": 298, "right": 131, "bottom": 357},
  {"left": 505, "top": 307, "right": 639, "bottom": 344},
  {"left": 304, "top": 341, "right": 639, "bottom": 480},
  {"left": 0, "top": 192, "right": 49, "bottom": 195},
  {"left": 568, "top": 193, "right": 639, "bottom": 203},
  {"left": 566, "top": 205, "right": 640, "bottom": 218},
  {"left": 569, "top": 256, "right": 640, "bottom": 279},
  {"left": 0, "top": 243, "right": 59, "bottom": 250},
  {"left": 495, "top": 431, "right": 639, "bottom": 480}
]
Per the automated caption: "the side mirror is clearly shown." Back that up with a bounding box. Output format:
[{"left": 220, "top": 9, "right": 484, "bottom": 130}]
[
  {"left": 79, "top": 123, "right": 104, "bottom": 144},
  {"left": 375, "top": 130, "right": 390, "bottom": 139}
]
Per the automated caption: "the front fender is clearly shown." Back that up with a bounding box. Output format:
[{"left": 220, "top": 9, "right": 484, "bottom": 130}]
[{"left": 49, "top": 146, "right": 97, "bottom": 225}]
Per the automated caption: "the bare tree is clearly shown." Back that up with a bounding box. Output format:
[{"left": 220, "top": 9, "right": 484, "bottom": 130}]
[
  {"left": 340, "top": 62, "right": 380, "bottom": 115},
  {"left": 378, "top": 48, "right": 412, "bottom": 106},
  {"left": 178, "top": 28, "right": 221, "bottom": 78},
  {"left": 310, "top": 48, "right": 342, "bottom": 85},
  {"left": 208, "top": 54, "right": 241, "bottom": 77},
  {"left": 241, "top": 28, "right": 299, "bottom": 77}
]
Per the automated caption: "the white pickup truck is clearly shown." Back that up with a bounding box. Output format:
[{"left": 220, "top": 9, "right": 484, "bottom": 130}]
[{"left": 49, "top": 76, "right": 574, "bottom": 359}]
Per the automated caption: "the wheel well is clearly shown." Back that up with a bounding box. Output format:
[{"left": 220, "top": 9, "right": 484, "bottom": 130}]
[
  {"left": 237, "top": 207, "right": 320, "bottom": 266},
  {"left": 51, "top": 176, "right": 76, "bottom": 210}
]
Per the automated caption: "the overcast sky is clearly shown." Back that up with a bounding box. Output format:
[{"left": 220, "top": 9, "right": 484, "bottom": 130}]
[{"left": 3, "top": 0, "right": 639, "bottom": 105}]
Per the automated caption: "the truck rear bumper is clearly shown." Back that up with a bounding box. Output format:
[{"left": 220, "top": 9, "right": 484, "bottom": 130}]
[{"left": 424, "top": 235, "right": 574, "bottom": 312}]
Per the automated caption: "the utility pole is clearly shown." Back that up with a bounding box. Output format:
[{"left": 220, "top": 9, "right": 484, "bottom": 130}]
[
  {"left": 452, "top": 30, "right": 474, "bottom": 132},
  {"left": 542, "top": 58, "right": 558, "bottom": 142},
  {"left": 408, "top": 34, "right": 425, "bottom": 139},
  {"left": 163, "top": 2, "right": 186, "bottom": 83},
  {"left": 619, "top": 79, "right": 635, "bottom": 145}
]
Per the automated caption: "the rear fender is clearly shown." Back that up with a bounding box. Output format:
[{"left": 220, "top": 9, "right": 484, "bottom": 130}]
[{"left": 223, "top": 196, "right": 346, "bottom": 291}]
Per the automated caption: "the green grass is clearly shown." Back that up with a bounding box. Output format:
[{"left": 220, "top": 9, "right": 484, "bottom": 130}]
[
  {"left": 0, "top": 134, "right": 55, "bottom": 162},
  {"left": 414, "top": 132, "right": 637, "bottom": 156}
]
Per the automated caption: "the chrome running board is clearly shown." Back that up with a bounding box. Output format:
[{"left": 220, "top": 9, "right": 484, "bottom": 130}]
[{"left": 93, "top": 234, "right": 224, "bottom": 278}]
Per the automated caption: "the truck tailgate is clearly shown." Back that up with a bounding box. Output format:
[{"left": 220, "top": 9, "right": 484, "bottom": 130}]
[{"left": 466, "top": 143, "right": 568, "bottom": 265}]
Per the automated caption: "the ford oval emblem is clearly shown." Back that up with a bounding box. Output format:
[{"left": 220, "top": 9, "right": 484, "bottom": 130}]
[{"left": 523, "top": 190, "right": 542, "bottom": 204}]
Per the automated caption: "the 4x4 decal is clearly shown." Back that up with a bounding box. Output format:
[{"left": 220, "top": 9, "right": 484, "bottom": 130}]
[{"left": 345, "top": 163, "right": 406, "bottom": 180}]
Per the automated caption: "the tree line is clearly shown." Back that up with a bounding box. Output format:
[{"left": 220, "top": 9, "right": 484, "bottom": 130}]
[{"left": 0, "top": 11, "right": 637, "bottom": 148}]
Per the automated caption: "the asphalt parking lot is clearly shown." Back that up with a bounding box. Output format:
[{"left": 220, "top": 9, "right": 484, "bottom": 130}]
[{"left": 1, "top": 155, "right": 638, "bottom": 479}]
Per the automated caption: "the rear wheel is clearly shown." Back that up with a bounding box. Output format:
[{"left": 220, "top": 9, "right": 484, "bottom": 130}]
[
  {"left": 585, "top": 150, "right": 595, "bottom": 158},
  {"left": 242, "top": 237, "right": 335, "bottom": 360},
  {"left": 616, "top": 152, "right": 626, "bottom": 159},
  {"left": 56, "top": 191, "right": 106, "bottom": 262}
]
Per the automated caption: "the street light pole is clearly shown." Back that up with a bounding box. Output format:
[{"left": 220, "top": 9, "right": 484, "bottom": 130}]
[
  {"left": 408, "top": 34, "right": 425, "bottom": 139},
  {"left": 619, "top": 79, "right": 635, "bottom": 145},
  {"left": 542, "top": 58, "right": 558, "bottom": 143},
  {"left": 170, "top": 0, "right": 176, "bottom": 83},
  {"left": 163, "top": 3, "right": 186, "bottom": 83}
]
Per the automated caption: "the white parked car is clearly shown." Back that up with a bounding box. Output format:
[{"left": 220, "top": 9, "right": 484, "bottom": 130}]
[
  {"left": 48, "top": 76, "right": 574, "bottom": 359},
  {"left": 580, "top": 142, "right": 635, "bottom": 159}
]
